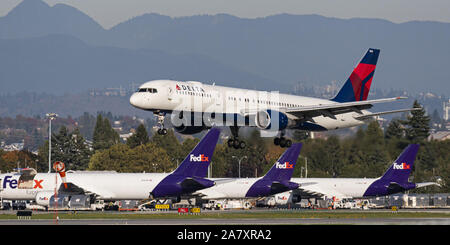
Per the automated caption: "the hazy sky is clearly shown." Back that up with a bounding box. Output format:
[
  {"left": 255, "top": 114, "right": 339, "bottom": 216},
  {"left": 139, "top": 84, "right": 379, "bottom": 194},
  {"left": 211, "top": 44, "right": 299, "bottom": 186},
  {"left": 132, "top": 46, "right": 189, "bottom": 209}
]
[{"left": 1, "top": 0, "right": 450, "bottom": 29}]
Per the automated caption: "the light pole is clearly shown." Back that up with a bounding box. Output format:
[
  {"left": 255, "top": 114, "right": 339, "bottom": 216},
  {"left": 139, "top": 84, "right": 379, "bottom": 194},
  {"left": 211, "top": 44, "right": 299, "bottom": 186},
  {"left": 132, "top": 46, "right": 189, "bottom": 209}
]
[
  {"left": 232, "top": 155, "right": 247, "bottom": 178},
  {"left": 46, "top": 113, "right": 58, "bottom": 173}
]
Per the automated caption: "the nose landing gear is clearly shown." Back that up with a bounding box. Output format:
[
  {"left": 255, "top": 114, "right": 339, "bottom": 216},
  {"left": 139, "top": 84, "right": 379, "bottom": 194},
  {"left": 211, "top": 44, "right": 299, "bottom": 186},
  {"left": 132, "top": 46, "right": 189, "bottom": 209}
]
[{"left": 155, "top": 112, "right": 168, "bottom": 135}]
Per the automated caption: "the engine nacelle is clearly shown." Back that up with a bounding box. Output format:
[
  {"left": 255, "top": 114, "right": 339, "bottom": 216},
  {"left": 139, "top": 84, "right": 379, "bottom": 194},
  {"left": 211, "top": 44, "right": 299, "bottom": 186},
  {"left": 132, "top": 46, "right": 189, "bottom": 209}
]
[
  {"left": 35, "top": 191, "right": 55, "bottom": 207},
  {"left": 291, "top": 194, "right": 302, "bottom": 203},
  {"left": 255, "top": 109, "right": 289, "bottom": 131},
  {"left": 174, "top": 125, "right": 206, "bottom": 135},
  {"left": 170, "top": 196, "right": 181, "bottom": 204},
  {"left": 171, "top": 111, "right": 209, "bottom": 134}
]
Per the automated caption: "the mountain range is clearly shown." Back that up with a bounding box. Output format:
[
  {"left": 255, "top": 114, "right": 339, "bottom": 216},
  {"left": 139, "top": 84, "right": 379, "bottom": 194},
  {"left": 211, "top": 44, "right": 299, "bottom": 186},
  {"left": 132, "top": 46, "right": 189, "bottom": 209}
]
[{"left": 1, "top": 0, "right": 449, "bottom": 94}]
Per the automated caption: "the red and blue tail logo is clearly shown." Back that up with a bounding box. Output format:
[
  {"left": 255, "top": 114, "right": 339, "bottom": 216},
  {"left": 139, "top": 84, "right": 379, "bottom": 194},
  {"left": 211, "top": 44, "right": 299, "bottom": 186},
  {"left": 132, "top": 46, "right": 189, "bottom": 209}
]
[{"left": 332, "top": 48, "right": 380, "bottom": 103}]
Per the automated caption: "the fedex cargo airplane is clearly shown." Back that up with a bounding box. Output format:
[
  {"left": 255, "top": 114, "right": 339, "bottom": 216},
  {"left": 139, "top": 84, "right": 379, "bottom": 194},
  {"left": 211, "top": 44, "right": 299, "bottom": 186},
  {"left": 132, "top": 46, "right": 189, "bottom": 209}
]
[
  {"left": 0, "top": 128, "right": 221, "bottom": 206},
  {"left": 194, "top": 143, "right": 303, "bottom": 199},
  {"left": 130, "top": 48, "right": 416, "bottom": 148},
  {"left": 279, "top": 144, "right": 439, "bottom": 204}
]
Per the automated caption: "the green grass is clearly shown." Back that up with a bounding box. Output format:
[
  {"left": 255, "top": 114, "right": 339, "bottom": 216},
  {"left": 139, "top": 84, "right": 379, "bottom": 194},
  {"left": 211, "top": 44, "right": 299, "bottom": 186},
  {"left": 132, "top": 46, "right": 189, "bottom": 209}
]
[{"left": 1, "top": 210, "right": 449, "bottom": 220}]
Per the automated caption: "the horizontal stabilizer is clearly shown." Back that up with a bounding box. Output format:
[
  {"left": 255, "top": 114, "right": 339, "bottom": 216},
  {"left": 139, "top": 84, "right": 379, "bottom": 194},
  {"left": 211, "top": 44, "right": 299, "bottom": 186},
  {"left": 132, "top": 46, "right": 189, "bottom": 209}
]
[
  {"left": 354, "top": 108, "right": 421, "bottom": 120},
  {"left": 416, "top": 182, "right": 441, "bottom": 188}
]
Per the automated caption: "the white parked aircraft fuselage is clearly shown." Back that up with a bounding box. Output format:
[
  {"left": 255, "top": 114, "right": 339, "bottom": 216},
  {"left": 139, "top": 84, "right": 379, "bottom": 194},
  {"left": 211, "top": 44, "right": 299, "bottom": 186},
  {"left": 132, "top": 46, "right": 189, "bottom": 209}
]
[
  {"left": 0, "top": 172, "right": 167, "bottom": 200},
  {"left": 196, "top": 177, "right": 378, "bottom": 200},
  {"left": 291, "top": 178, "right": 377, "bottom": 199}
]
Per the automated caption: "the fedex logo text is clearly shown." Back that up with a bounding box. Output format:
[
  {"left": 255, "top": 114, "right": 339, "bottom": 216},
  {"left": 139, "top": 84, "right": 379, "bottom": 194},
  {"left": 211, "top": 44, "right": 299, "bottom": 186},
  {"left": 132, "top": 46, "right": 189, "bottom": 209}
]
[
  {"left": 275, "top": 162, "right": 293, "bottom": 169},
  {"left": 190, "top": 154, "right": 209, "bottom": 162},
  {"left": 1, "top": 176, "right": 44, "bottom": 189},
  {"left": 393, "top": 162, "right": 411, "bottom": 170},
  {"left": 2, "top": 176, "right": 18, "bottom": 189}
]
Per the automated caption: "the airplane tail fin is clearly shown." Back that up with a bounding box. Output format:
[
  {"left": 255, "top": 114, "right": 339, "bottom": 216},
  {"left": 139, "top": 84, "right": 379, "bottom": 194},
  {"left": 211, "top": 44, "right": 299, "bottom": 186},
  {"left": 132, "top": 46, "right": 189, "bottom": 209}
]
[
  {"left": 331, "top": 48, "right": 380, "bottom": 103},
  {"left": 263, "top": 143, "right": 302, "bottom": 182},
  {"left": 379, "top": 144, "right": 419, "bottom": 184},
  {"left": 172, "top": 128, "right": 220, "bottom": 178}
]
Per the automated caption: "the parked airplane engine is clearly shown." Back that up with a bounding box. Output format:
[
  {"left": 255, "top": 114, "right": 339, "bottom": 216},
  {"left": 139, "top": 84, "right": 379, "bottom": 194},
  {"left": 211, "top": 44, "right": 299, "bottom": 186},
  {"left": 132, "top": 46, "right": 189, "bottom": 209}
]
[
  {"left": 35, "top": 191, "right": 55, "bottom": 206},
  {"left": 170, "top": 196, "right": 181, "bottom": 203},
  {"left": 255, "top": 110, "right": 290, "bottom": 131},
  {"left": 291, "top": 193, "right": 302, "bottom": 203}
]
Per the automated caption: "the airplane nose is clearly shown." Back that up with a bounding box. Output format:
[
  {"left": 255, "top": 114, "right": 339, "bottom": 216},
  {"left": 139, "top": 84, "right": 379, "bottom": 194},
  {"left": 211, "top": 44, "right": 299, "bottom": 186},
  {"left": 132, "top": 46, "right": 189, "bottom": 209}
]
[{"left": 129, "top": 93, "right": 141, "bottom": 108}]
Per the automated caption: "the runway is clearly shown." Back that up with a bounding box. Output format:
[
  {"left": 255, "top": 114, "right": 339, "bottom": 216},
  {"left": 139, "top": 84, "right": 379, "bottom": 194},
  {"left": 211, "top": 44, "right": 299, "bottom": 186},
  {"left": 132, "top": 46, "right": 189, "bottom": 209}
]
[
  {"left": 1, "top": 209, "right": 449, "bottom": 225},
  {"left": 2, "top": 217, "right": 450, "bottom": 225}
]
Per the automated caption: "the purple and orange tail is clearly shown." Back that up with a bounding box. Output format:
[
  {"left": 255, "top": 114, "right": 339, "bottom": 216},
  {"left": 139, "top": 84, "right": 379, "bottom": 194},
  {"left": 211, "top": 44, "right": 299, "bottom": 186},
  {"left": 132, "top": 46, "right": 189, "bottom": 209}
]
[
  {"left": 379, "top": 144, "right": 419, "bottom": 184},
  {"left": 172, "top": 128, "right": 220, "bottom": 178},
  {"left": 332, "top": 48, "right": 380, "bottom": 103}
]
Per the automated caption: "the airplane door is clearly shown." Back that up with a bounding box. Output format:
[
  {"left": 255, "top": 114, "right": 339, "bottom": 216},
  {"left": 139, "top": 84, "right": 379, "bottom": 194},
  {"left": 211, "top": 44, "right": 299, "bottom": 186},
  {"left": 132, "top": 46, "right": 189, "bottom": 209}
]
[{"left": 167, "top": 87, "right": 173, "bottom": 101}]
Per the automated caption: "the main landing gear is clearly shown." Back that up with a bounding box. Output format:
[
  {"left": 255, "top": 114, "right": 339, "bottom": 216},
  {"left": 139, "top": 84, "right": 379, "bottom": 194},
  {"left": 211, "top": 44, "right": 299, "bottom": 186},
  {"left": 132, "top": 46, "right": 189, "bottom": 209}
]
[
  {"left": 274, "top": 131, "right": 292, "bottom": 148},
  {"left": 227, "top": 126, "right": 246, "bottom": 149},
  {"left": 155, "top": 112, "right": 168, "bottom": 135}
]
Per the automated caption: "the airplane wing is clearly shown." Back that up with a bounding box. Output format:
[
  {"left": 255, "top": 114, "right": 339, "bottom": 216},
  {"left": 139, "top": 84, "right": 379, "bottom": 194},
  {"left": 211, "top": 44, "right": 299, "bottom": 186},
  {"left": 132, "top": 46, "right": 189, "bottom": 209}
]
[
  {"left": 58, "top": 182, "right": 115, "bottom": 199},
  {"left": 353, "top": 108, "right": 421, "bottom": 120},
  {"left": 284, "top": 97, "right": 407, "bottom": 120},
  {"left": 416, "top": 182, "right": 441, "bottom": 188},
  {"left": 295, "top": 182, "right": 350, "bottom": 199}
]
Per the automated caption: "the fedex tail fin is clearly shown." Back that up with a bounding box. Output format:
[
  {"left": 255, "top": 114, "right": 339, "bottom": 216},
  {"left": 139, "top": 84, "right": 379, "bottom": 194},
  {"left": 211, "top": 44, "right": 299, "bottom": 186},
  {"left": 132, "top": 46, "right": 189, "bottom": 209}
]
[
  {"left": 263, "top": 143, "right": 302, "bottom": 182},
  {"left": 332, "top": 48, "right": 380, "bottom": 103},
  {"left": 172, "top": 128, "right": 220, "bottom": 178},
  {"left": 379, "top": 144, "right": 419, "bottom": 184}
]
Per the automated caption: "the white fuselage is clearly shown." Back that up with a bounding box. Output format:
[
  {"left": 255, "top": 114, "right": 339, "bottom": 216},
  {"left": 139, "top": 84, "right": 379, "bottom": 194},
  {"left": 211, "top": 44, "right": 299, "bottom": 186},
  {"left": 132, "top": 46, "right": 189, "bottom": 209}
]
[
  {"left": 196, "top": 178, "right": 260, "bottom": 199},
  {"left": 0, "top": 172, "right": 168, "bottom": 201},
  {"left": 291, "top": 177, "right": 378, "bottom": 199},
  {"left": 195, "top": 177, "right": 379, "bottom": 200},
  {"left": 129, "top": 80, "right": 370, "bottom": 131},
  {"left": 0, "top": 172, "right": 381, "bottom": 202}
]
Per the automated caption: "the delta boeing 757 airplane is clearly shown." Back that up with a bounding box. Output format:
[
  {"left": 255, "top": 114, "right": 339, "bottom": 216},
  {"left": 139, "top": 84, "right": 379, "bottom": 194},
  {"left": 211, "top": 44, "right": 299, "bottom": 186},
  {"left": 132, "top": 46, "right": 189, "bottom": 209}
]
[
  {"left": 130, "top": 48, "right": 416, "bottom": 149},
  {"left": 0, "top": 128, "right": 221, "bottom": 206}
]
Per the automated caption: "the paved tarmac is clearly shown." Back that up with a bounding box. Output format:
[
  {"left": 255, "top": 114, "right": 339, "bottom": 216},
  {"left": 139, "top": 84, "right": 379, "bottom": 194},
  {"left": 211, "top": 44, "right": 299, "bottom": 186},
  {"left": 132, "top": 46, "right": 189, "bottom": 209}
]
[
  {"left": 1, "top": 209, "right": 449, "bottom": 225},
  {"left": 1, "top": 217, "right": 450, "bottom": 225}
]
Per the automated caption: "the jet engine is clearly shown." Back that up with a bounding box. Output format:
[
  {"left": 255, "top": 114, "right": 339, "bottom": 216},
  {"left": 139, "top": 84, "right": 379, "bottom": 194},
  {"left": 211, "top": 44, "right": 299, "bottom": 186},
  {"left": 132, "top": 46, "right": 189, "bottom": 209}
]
[
  {"left": 291, "top": 194, "right": 302, "bottom": 203},
  {"left": 255, "top": 110, "right": 290, "bottom": 131},
  {"left": 171, "top": 111, "right": 209, "bottom": 135},
  {"left": 35, "top": 191, "right": 54, "bottom": 207}
]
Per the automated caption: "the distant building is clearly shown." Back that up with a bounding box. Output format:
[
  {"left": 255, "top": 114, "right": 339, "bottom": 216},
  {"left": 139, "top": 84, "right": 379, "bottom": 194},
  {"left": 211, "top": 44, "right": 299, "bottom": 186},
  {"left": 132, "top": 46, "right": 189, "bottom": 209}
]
[
  {"left": 444, "top": 99, "right": 450, "bottom": 121},
  {"left": 428, "top": 131, "right": 450, "bottom": 141},
  {"left": 120, "top": 133, "right": 133, "bottom": 142},
  {"left": 1, "top": 139, "right": 25, "bottom": 151}
]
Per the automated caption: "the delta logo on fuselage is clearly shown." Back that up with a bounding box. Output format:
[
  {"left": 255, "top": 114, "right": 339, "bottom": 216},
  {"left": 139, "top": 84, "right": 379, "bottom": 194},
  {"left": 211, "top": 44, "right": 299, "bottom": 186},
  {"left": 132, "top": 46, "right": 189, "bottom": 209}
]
[
  {"left": 1, "top": 176, "right": 44, "bottom": 189},
  {"left": 190, "top": 154, "right": 209, "bottom": 163},
  {"left": 275, "top": 161, "right": 293, "bottom": 169},
  {"left": 393, "top": 162, "right": 411, "bottom": 170},
  {"left": 176, "top": 84, "right": 205, "bottom": 93}
]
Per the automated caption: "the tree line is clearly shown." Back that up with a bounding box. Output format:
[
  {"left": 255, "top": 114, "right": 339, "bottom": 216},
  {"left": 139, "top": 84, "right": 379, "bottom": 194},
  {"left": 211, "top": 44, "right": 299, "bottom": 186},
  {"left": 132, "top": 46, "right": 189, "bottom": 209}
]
[{"left": 1, "top": 101, "right": 448, "bottom": 193}]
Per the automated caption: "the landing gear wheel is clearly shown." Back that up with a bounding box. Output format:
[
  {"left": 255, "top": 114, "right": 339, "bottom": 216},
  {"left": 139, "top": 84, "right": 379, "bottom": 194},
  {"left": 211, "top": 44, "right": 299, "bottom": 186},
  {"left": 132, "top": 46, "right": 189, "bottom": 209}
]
[
  {"left": 285, "top": 139, "right": 292, "bottom": 147},
  {"left": 275, "top": 137, "right": 292, "bottom": 148},
  {"left": 228, "top": 126, "right": 246, "bottom": 149},
  {"left": 233, "top": 139, "right": 240, "bottom": 149},
  {"left": 274, "top": 137, "right": 280, "bottom": 146},
  {"left": 227, "top": 139, "right": 234, "bottom": 148},
  {"left": 157, "top": 128, "right": 168, "bottom": 135}
]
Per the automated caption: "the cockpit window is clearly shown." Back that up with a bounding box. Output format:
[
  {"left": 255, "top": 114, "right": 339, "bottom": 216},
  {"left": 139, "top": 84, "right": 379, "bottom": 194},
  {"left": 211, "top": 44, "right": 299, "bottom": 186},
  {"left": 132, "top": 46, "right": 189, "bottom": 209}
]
[{"left": 137, "top": 88, "right": 158, "bottom": 93}]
